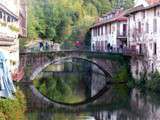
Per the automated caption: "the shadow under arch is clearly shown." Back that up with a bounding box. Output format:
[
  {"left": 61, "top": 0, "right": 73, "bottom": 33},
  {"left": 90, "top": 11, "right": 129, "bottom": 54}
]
[{"left": 29, "top": 56, "right": 114, "bottom": 107}]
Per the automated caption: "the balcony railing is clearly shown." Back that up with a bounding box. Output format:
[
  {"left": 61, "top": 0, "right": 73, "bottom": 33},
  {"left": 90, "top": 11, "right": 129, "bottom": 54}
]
[
  {"left": 92, "top": 46, "right": 144, "bottom": 57},
  {"left": 122, "top": 47, "right": 144, "bottom": 56},
  {"left": 117, "top": 32, "right": 127, "bottom": 39}
]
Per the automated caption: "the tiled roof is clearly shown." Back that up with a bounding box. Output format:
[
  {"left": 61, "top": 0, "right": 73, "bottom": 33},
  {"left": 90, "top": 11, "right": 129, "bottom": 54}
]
[
  {"left": 146, "top": 0, "right": 160, "bottom": 5},
  {"left": 90, "top": 11, "right": 127, "bottom": 29},
  {"left": 125, "top": 2, "right": 160, "bottom": 15}
]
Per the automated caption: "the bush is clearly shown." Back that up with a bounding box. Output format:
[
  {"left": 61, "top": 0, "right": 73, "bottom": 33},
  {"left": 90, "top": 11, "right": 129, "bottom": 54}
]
[
  {"left": 146, "top": 71, "right": 160, "bottom": 92},
  {"left": 0, "top": 88, "right": 27, "bottom": 120},
  {"left": 0, "top": 112, "right": 6, "bottom": 120},
  {"left": 113, "top": 66, "right": 129, "bottom": 82}
]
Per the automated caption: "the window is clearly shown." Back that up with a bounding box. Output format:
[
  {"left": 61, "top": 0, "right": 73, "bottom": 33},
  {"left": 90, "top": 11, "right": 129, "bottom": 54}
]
[
  {"left": 152, "top": 63, "right": 154, "bottom": 73},
  {"left": 105, "top": 25, "right": 107, "bottom": 35},
  {"left": 123, "top": 24, "right": 127, "bottom": 36},
  {"left": 154, "top": 7, "right": 156, "bottom": 16},
  {"left": 142, "top": 11, "right": 145, "bottom": 19},
  {"left": 101, "top": 41, "right": 104, "bottom": 51},
  {"left": 117, "top": 22, "right": 120, "bottom": 35},
  {"left": 109, "top": 24, "right": 111, "bottom": 34},
  {"left": 0, "top": 11, "right": 2, "bottom": 19},
  {"left": 139, "top": 44, "right": 142, "bottom": 54},
  {"left": 95, "top": 28, "right": 97, "bottom": 36},
  {"left": 3, "top": 13, "right": 6, "bottom": 21},
  {"left": 136, "top": 61, "right": 139, "bottom": 75},
  {"left": 93, "top": 29, "right": 95, "bottom": 36},
  {"left": 146, "top": 22, "right": 149, "bottom": 33},
  {"left": 105, "top": 41, "right": 107, "bottom": 50},
  {"left": 94, "top": 29, "right": 97, "bottom": 36},
  {"left": 96, "top": 41, "right": 98, "bottom": 50},
  {"left": 7, "top": 16, "right": 11, "bottom": 22},
  {"left": 133, "top": 14, "right": 135, "bottom": 21},
  {"left": 98, "top": 27, "right": 100, "bottom": 36},
  {"left": 92, "top": 29, "right": 94, "bottom": 36},
  {"left": 153, "top": 42, "right": 157, "bottom": 55},
  {"left": 101, "top": 27, "right": 103, "bottom": 35},
  {"left": 153, "top": 19, "right": 157, "bottom": 33},
  {"left": 138, "top": 22, "right": 141, "bottom": 33}
]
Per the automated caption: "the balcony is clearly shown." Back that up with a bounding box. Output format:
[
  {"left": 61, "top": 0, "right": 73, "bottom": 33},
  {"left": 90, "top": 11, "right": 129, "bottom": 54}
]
[
  {"left": 0, "top": 19, "right": 19, "bottom": 46},
  {"left": 117, "top": 32, "right": 127, "bottom": 38},
  {"left": 122, "top": 47, "right": 144, "bottom": 57}
]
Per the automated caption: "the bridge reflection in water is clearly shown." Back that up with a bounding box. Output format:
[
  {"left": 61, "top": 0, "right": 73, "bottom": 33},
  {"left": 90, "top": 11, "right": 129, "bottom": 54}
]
[
  {"left": 33, "top": 58, "right": 108, "bottom": 104},
  {"left": 17, "top": 51, "right": 160, "bottom": 120},
  {"left": 26, "top": 88, "right": 160, "bottom": 120}
]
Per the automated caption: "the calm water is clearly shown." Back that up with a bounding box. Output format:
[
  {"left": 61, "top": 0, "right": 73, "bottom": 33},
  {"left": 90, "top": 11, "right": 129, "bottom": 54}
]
[{"left": 26, "top": 58, "right": 160, "bottom": 120}]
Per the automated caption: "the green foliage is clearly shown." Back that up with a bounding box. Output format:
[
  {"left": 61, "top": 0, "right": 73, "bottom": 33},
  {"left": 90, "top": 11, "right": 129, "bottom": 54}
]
[
  {"left": 135, "top": 71, "right": 160, "bottom": 93},
  {"left": 113, "top": 67, "right": 128, "bottom": 82},
  {"left": 0, "top": 89, "right": 27, "bottom": 120},
  {"left": 9, "top": 25, "right": 19, "bottom": 32},
  {"left": 111, "top": 0, "right": 134, "bottom": 9},
  {"left": 0, "top": 21, "right": 7, "bottom": 27},
  {"left": 146, "top": 71, "right": 160, "bottom": 92},
  {"left": 27, "top": 0, "right": 133, "bottom": 45}
]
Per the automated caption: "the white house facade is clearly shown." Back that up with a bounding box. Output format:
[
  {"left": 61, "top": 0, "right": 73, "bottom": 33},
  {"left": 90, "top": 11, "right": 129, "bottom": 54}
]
[
  {"left": 126, "top": 1, "right": 160, "bottom": 79},
  {"left": 90, "top": 9, "right": 127, "bottom": 52},
  {"left": 0, "top": 0, "right": 27, "bottom": 76}
]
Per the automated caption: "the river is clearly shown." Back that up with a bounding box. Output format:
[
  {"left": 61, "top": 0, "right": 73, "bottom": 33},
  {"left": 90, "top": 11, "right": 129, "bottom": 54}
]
[{"left": 24, "top": 58, "right": 160, "bottom": 120}]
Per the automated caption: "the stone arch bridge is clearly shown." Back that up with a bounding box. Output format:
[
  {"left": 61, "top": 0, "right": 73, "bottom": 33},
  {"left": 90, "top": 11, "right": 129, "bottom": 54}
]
[
  {"left": 19, "top": 50, "right": 131, "bottom": 81},
  {"left": 17, "top": 50, "right": 131, "bottom": 110}
]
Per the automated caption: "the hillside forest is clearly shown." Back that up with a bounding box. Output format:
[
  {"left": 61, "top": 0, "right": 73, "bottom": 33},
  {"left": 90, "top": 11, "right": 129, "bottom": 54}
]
[{"left": 27, "top": 0, "right": 133, "bottom": 48}]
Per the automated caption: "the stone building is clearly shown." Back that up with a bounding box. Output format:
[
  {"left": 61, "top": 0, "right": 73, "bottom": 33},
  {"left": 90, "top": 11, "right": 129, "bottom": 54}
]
[
  {"left": 126, "top": 0, "right": 160, "bottom": 79},
  {"left": 0, "top": 0, "right": 27, "bottom": 74},
  {"left": 90, "top": 9, "right": 127, "bottom": 52}
]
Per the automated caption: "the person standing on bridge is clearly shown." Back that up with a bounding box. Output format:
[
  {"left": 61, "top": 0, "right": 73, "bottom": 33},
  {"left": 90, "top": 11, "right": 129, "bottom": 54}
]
[
  {"left": 39, "top": 41, "right": 44, "bottom": 51},
  {"left": 45, "top": 41, "right": 49, "bottom": 51}
]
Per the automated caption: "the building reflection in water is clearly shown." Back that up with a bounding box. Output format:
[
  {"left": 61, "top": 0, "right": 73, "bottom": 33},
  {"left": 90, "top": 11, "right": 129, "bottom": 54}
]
[{"left": 93, "top": 89, "right": 160, "bottom": 120}]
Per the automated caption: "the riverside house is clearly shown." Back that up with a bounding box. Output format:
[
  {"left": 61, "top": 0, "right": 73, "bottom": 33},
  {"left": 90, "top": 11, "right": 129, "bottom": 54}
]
[
  {"left": 90, "top": 9, "right": 127, "bottom": 52},
  {"left": 0, "top": 0, "right": 27, "bottom": 77},
  {"left": 126, "top": 0, "right": 160, "bottom": 79}
]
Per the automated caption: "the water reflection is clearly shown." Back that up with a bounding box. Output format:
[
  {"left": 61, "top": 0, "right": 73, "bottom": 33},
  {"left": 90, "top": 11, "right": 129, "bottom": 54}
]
[
  {"left": 33, "top": 58, "right": 107, "bottom": 104},
  {"left": 27, "top": 88, "right": 160, "bottom": 120},
  {"left": 28, "top": 112, "right": 96, "bottom": 120},
  {"left": 27, "top": 58, "right": 160, "bottom": 120}
]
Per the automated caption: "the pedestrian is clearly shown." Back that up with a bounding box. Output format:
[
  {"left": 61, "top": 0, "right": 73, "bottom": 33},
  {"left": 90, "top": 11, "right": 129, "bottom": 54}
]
[
  {"left": 110, "top": 46, "right": 113, "bottom": 52},
  {"left": 45, "top": 41, "right": 49, "bottom": 51},
  {"left": 107, "top": 43, "right": 110, "bottom": 52},
  {"left": 39, "top": 41, "right": 43, "bottom": 51}
]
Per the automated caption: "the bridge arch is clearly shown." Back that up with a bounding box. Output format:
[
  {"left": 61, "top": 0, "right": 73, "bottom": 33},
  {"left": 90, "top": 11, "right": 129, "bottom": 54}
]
[
  {"left": 28, "top": 56, "right": 113, "bottom": 108},
  {"left": 30, "top": 56, "right": 112, "bottom": 81}
]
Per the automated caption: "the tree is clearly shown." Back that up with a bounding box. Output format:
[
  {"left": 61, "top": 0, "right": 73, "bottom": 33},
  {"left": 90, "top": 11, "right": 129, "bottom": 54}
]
[{"left": 27, "top": 0, "right": 133, "bottom": 45}]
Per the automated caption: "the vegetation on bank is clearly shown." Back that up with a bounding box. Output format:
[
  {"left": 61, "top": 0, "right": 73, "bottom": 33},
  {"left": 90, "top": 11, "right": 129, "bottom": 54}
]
[
  {"left": 27, "top": 0, "right": 133, "bottom": 47},
  {"left": 0, "top": 88, "right": 27, "bottom": 120},
  {"left": 136, "top": 71, "right": 160, "bottom": 93}
]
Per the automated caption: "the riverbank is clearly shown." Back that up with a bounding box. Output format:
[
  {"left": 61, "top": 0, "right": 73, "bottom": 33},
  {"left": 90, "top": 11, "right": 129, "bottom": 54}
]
[
  {"left": 135, "top": 71, "right": 160, "bottom": 93},
  {"left": 0, "top": 87, "right": 27, "bottom": 120}
]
